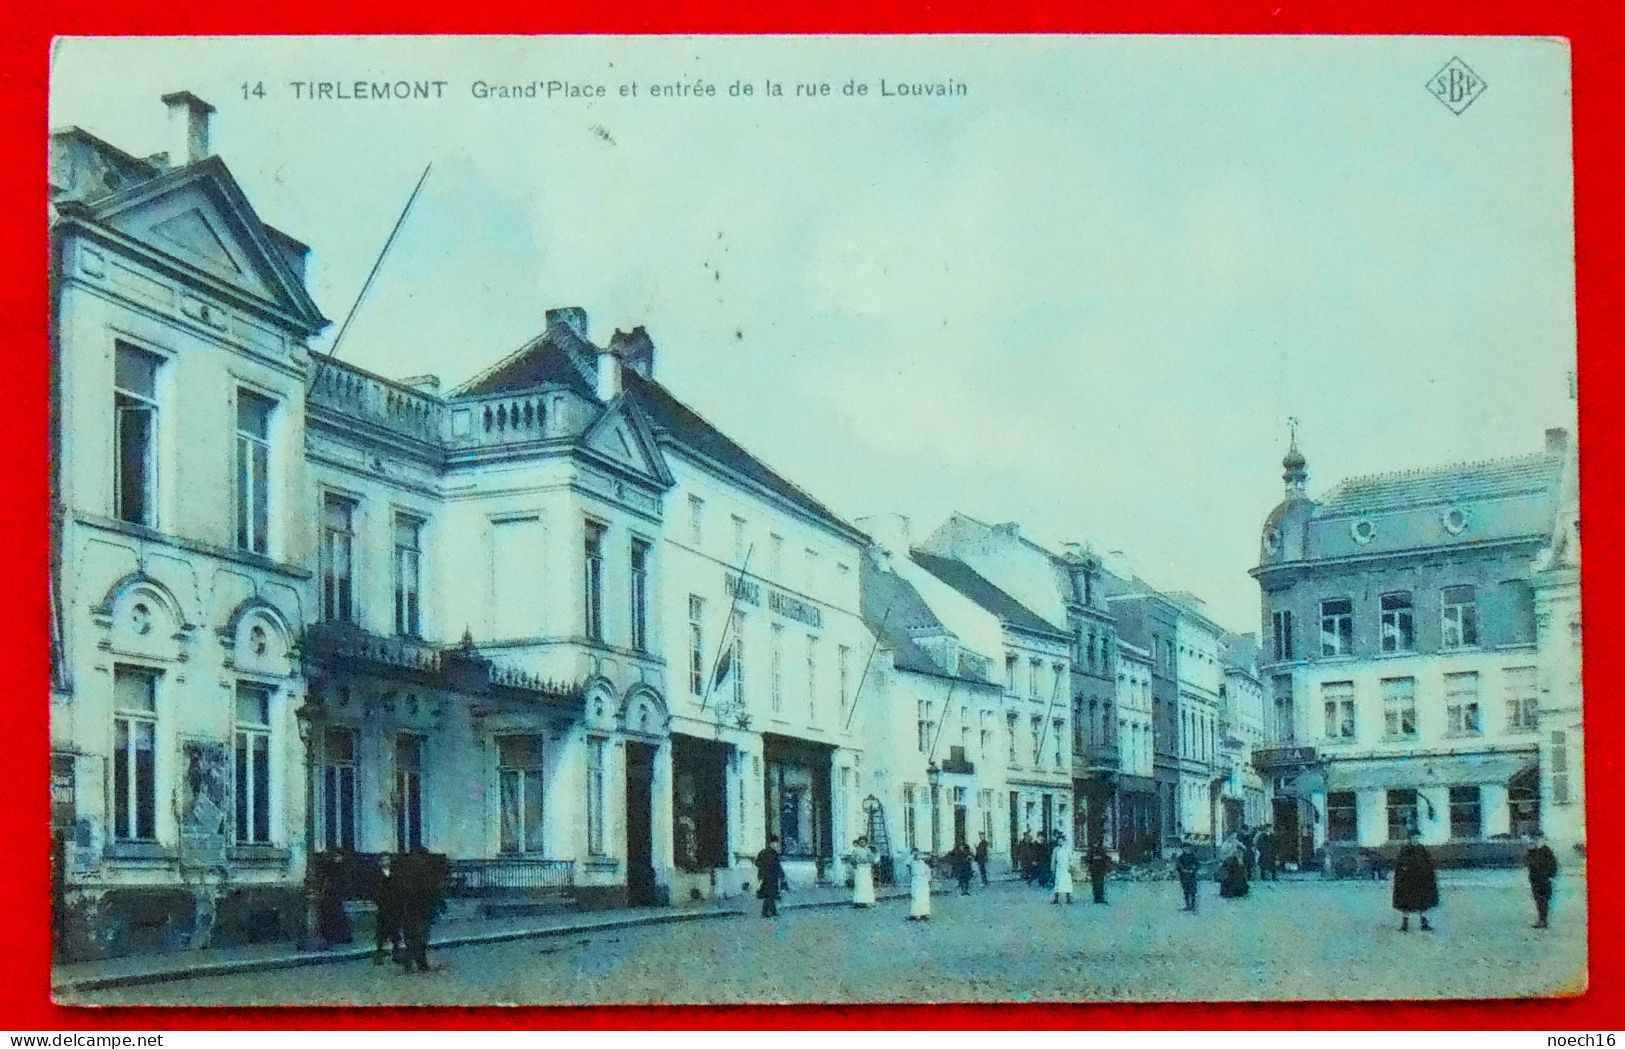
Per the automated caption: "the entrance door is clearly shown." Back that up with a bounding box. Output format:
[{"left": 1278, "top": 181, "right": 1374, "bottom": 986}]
[
  {"left": 625, "top": 741, "right": 658, "bottom": 906},
  {"left": 1008, "top": 791, "right": 1019, "bottom": 861},
  {"left": 953, "top": 805, "right": 968, "bottom": 847},
  {"left": 1273, "top": 797, "right": 1300, "bottom": 868}
]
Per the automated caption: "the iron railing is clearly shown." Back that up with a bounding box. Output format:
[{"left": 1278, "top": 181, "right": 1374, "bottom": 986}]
[{"left": 447, "top": 857, "right": 576, "bottom": 896}]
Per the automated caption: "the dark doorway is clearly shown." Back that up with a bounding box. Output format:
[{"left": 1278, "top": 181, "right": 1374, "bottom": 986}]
[
  {"left": 672, "top": 735, "right": 730, "bottom": 871},
  {"left": 953, "top": 805, "right": 968, "bottom": 847},
  {"left": 625, "top": 741, "right": 658, "bottom": 906},
  {"left": 1273, "top": 797, "right": 1301, "bottom": 868},
  {"left": 1008, "top": 791, "right": 1019, "bottom": 862}
]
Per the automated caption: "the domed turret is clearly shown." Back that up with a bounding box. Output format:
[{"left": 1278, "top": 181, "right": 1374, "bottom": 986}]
[
  {"left": 1260, "top": 418, "right": 1314, "bottom": 565},
  {"left": 1282, "top": 417, "right": 1308, "bottom": 495}
]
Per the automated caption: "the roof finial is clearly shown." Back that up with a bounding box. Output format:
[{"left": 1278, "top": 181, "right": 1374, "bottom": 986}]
[{"left": 1282, "top": 416, "right": 1308, "bottom": 495}]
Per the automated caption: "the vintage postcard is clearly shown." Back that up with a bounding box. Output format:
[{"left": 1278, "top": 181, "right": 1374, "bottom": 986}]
[{"left": 46, "top": 34, "right": 1582, "bottom": 1005}]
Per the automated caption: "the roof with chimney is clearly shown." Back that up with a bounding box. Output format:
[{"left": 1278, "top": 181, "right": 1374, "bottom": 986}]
[
  {"left": 456, "top": 318, "right": 863, "bottom": 539},
  {"left": 860, "top": 553, "right": 992, "bottom": 685},
  {"left": 909, "top": 550, "right": 1067, "bottom": 640}
]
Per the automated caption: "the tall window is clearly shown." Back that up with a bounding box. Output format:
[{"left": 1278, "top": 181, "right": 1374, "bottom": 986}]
[
  {"left": 805, "top": 635, "right": 819, "bottom": 722},
  {"left": 1326, "top": 790, "right": 1358, "bottom": 842},
  {"left": 1321, "top": 680, "right": 1355, "bottom": 740},
  {"left": 233, "top": 682, "right": 272, "bottom": 845},
  {"left": 770, "top": 624, "right": 784, "bottom": 713},
  {"left": 630, "top": 539, "right": 651, "bottom": 652},
  {"left": 1053, "top": 719, "right": 1064, "bottom": 770},
  {"left": 583, "top": 521, "right": 606, "bottom": 641},
  {"left": 837, "top": 645, "right": 851, "bottom": 712},
  {"left": 1381, "top": 676, "right": 1418, "bottom": 739},
  {"left": 1006, "top": 713, "right": 1019, "bottom": 766},
  {"left": 394, "top": 734, "right": 424, "bottom": 852},
  {"left": 111, "top": 665, "right": 158, "bottom": 842},
  {"left": 393, "top": 514, "right": 423, "bottom": 636},
  {"left": 114, "top": 343, "right": 161, "bottom": 527},
  {"left": 1448, "top": 785, "right": 1482, "bottom": 840},
  {"left": 1504, "top": 666, "right": 1539, "bottom": 732},
  {"left": 320, "top": 495, "right": 356, "bottom": 623},
  {"left": 497, "top": 735, "right": 544, "bottom": 854},
  {"left": 1029, "top": 659, "right": 1041, "bottom": 699},
  {"left": 1386, "top": 788, "right": 1418, "bottom": 841},
  {"left": 586, "top": 735, "right": 607, "bottom": 855},
  {"left": 804, "top": 549, "right": 819, "bottom": 596},
  {"left": 688, "top": 596, "right": 706, "bottom": 695},
  {"left": 235, "top": 390, "right": 274, "bottom": 554},
  {"left": 1379, "top": 592, "right": 1414, "bottom": 653},
  {"left": 1005, "top": 653, "right": 1018, "bottom": 693},
  {"left": 1445, "top": 672, "right": 1482, "bottom": 735},
  {"left": 1272, "top": 674, "right": 1294, "bottom": 741},
  {"left": 1030, "top": 716, "right": 1043, "bottom": 767},
  {"left": 917, "top": 700, "right": 934, "bottom": 754},
  {"left": 730, "top": 515, "right": 746, "bottom": 563},
  {"left": 688, "top": 495, "right": 704, "bottom": 545},
  {"left": 317, "top": 726, "right": 358, "bottom": 851},
  {"left": 1319, "top": 598, "right": 1354, "bottom": 657},
  {"left": 1441, "top": 586, "right": 1479, "bottom": 648},
  {"left": 769, "top": 534, "right": 784, "bottom": 577}
]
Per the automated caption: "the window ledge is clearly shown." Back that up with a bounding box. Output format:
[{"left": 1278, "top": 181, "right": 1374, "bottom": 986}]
[
  {"left": 583, "top": 857, "right": 620, "bottom": 874},
  {"left": 104, "top": 842, "right": 176, "bottom": 861},
  {"left": 230, "top": 845, "right": 293, "bottom": 865}
]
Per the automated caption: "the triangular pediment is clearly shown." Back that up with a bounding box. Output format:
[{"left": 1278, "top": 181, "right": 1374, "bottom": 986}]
[
  {"left": 579, "top": 397, "right": 673, "bottom": 487},
  {"left": 86, "top": 156, "right": 327, "bottom": 334}
]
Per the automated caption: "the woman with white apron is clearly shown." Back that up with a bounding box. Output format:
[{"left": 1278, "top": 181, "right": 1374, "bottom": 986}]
[
  {"left": 908, "top": 849, "right": 932, "bottom": 921},
  {"left": 850, "top": 837, "right": 877, "bottom": 908},
  {"left": 1051, "top": 835, "right": 1076, "bottom": 905}
]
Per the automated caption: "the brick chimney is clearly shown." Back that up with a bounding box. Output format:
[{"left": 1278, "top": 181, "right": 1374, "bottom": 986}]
[
  {"left": 546, "top": 306, "right": 589, "bottom": 340},
  {"left": 160, "top": 91, "right": 215, "bottom": 167},
  {"left": 610, "top": 327, "right": 655, "bottom": 380}
]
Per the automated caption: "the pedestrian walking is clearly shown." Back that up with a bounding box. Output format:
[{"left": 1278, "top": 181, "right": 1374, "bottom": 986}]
[
  {"left": 1257, "top": 828, "right": 1277, "bottom": 882},
  {"left": 1242, "top": 834, "right": 1258, "bottom": 882},
  {"left": 952, "top": 841, "right": 975, "bottom": 896},
  {"left": 1087, "top": 842, "right": 1112, "bottom": 904},
  {"left": 1176, "top": 841, "right": 1201, "bottom": 912},
  {"left": 1392, "top": 829, "right": 1439, "bottom": 932},
  {"left": 849, "top": 836, "right": 877, "bottom": 908},
  {"left": 1526, "top": 833, "right": 1559, "bottom": 929},
  {"left": 755, "top": 836, "right": 788, "bottom": 918},
  {"left": 372, "top": 854, "right": 402, "bottom": 965},
  {"left": 1050, "top": 836, "right": 1076, "bottom": 904},
  {"left": 975, "top": 834, "right": 991, "bottom": 886},
  {"left": 907, "top": 849, "right": 933, "bottom": 921}
]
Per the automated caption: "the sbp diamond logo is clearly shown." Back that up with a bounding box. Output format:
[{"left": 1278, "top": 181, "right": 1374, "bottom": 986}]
[{"left": 1427, "top": 57, "right": 1487, "bottom": 114}]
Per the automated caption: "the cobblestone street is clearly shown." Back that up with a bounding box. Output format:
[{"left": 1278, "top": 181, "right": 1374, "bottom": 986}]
[{"left": 70, "top": 871, "right": 1586, "bottom": 1006}]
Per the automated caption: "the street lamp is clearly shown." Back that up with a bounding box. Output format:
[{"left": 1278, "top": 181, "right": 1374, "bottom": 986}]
[{"left": 293, "top": 694, "right": 322, "bottom": 950}]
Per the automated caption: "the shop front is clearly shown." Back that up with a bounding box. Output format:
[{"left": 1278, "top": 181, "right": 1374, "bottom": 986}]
[
  {"left": 672, "top": 734, "right": 732, "bottom": 874},
  {"left": 762, "top": 733, "right": 834, "bottom": 883}
]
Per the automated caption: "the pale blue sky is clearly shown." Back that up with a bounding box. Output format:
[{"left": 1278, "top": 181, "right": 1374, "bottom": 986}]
[{"left": 50, "top": 36, "right": 1576, "bottom": 630}]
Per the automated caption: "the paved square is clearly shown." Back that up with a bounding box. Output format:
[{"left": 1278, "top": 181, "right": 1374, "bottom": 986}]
[{"left": 72, "top": 872, "right": 1586, "bottom": 1005}]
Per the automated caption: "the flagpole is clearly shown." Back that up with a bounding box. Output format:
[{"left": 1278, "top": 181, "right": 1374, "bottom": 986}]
[
  {"left": 841, "top": 604, "right": 893, "bottom": 732},
  {"left": 701, "top": 542, "right": 754, "bottom": 713},
  {"left": 1034, "top": 664, "right": 1067, "bottom": 756},
  {"left": 924, "top": 675, "right": 961, "bottom": 764}
]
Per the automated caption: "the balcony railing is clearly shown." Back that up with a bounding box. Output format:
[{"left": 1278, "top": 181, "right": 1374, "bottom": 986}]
[
  {"left": 446, "top": 390, "right": 557, "bottom": 451},
  {"left": 309, "top": 360, "right": 444, "bottom": 444},
  {"left": 448, "top": 857, "right": 576, "bottom": 896}
]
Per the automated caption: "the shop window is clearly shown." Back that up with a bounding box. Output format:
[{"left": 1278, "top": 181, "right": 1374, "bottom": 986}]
[
  {"left": 1326, "top": 791, "right": 1358, "bottom": 842},
  {"left": 1448, "top": 785, "right": 1482, "bottom": 840},
  {"left": 1386, "top": 788, "right": 1418, "bottom": 841}
]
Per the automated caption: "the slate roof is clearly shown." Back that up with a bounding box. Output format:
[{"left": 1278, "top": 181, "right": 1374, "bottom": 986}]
[
  {"left": 909, "top": 550, "right": 1067, "bottom": 638},
  {"left": 455, "top": 327, "right": 862, "bottom": 538},
  {"left": 1316, "top": 453, "right": 1562, "bottom": 517}
]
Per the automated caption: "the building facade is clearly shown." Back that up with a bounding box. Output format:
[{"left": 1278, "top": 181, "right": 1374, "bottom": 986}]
[{"left": 1250, "top": 432, "right": 1569, "bottom": 869}]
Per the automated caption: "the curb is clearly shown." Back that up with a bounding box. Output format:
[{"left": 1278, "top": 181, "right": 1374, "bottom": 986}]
[{"left": 53, "top": 908, "right": 741, "bottom": 996}]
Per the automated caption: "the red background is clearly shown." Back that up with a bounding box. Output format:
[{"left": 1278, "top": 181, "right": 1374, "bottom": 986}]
[{"left": 3, "top": 0, "right": 1621, "bottom": 1030}]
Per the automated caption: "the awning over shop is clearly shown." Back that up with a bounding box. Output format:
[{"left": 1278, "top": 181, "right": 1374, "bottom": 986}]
[{"left": 1324, "top": 748, "right": 1539, "bottom": 792}]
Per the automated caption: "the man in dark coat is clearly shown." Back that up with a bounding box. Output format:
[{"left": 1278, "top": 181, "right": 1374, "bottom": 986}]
[
  {"left": 396, "top": 847, "right": 446, "bottom": 972},
  {"left": 1086, "top": 843, "right": 1112, "bottom": 904},
  {"left": 1037, "top": 833, "right": 1056, "bottom": 889},
  {"left": 1219, "top": 852, "right": 1250, "bottom": 899},
  {"left": 1018, "top": 831, "right": 1036, "bottom": 882},
  {"left": 1392, "top": 830, "right": 1439, "bottom": 932},
  {"left": 372, "top": 854, "right": 403, "bottom": 965},
  {"left": 1526, "top": 833, "right": 1559, "bottom": 929},
  {"left": 974, "top": 834, "right": 991, "bottom": 886},
  {"left": 950, "top": 841, "right": 975, "bottom": 895},
  {"left": 1175, "top": 841, "right": 1201, "bottom": 912},
  {"left": 754, "top": 836, "right": 788, "bottom": 918}
]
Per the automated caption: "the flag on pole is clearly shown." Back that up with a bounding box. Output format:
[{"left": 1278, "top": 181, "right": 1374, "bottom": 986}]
[{"left": 711, "top": 642, "right": 734, "bottom": 694}]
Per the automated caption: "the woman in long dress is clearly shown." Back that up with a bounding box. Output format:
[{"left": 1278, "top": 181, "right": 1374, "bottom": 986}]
[
  {"left": 908, "top": 849, "right": 932, "bottom": 921},
  {"left": 1051, "top": 835, "right": 1076, "bottom": 905},
  {"left": 850, "top": 837, "right": 877, "bottom": 908}
]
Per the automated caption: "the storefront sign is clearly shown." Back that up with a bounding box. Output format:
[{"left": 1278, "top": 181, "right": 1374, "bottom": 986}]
[
  {"left": 1252, "top": 744, "right": 1317, "bottom": 769},
  {"left": 726, "top": 573, "right": 824, "bottom": 629},
  {"left": 725, "top": 574, "right": 760, "bottom": 606}
]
